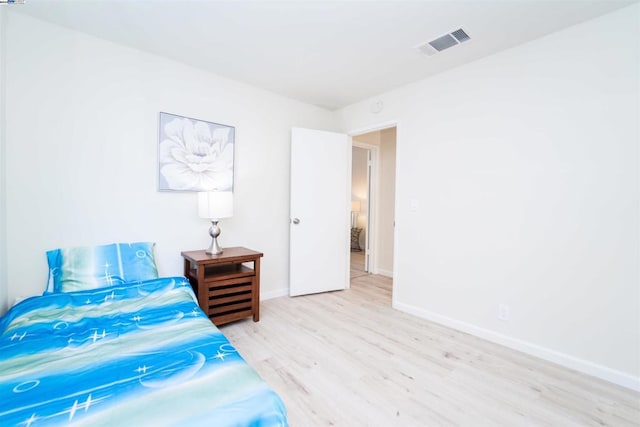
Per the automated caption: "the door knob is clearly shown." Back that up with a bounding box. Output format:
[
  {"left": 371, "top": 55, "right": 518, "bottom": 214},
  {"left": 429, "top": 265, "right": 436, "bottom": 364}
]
[{"left": 292, "top": 218, "right": 300, "bottom": 224}]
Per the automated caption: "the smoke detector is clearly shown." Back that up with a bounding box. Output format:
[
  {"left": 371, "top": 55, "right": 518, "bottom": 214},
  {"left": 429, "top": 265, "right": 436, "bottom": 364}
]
[{"left": 416, "top": 28, "right": 471, "bottom": 56}]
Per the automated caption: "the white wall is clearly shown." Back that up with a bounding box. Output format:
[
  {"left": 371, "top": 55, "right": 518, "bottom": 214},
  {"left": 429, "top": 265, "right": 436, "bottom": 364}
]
[
  {"left": 4, "top": 12, "right": 337, "bottom": 308},
  {"left": 338, "top": 4, "right": 640, "bottom": 390},
  {"left": 0, "top": 7, "right": 7, "bottom": 313},
  {"left": 377, "top": 127, "right": 396, "bottom": 275}
]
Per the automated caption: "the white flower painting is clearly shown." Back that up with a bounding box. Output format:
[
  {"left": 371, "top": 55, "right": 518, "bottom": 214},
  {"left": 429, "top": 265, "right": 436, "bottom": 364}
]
[{"left": 158, "top": 112, "right": 235, "bottom": 191}]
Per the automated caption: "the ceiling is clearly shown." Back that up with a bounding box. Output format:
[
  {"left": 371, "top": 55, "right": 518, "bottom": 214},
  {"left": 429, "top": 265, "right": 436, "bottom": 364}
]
[{"left": 14, "top": 0, "right": 637, "bottom": 110}]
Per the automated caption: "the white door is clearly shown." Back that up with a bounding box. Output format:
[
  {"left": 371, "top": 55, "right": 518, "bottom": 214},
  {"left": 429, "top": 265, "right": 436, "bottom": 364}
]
[{"left": 290, "top": 127, "right": 350, "bottom": 296}]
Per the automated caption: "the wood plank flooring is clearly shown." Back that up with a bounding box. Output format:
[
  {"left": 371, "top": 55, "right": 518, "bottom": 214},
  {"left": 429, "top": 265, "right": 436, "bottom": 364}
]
[
  {"left": 221, "top": 274, "right": 640, "bottom": 426},
  {"left": 350, "top": 251, "right": 367, "bottom": 279}
]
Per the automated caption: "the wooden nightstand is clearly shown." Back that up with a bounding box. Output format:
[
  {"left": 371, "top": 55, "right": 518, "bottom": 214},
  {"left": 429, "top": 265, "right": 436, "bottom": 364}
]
[{"left": 181, "top": 247, "right": 263, "bottom": 326}]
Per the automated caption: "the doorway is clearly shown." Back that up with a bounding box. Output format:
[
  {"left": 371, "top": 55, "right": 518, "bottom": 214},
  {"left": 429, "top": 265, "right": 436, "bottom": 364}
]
[{"left": 349, "top": 126, "right": 396, "bottom": 281}]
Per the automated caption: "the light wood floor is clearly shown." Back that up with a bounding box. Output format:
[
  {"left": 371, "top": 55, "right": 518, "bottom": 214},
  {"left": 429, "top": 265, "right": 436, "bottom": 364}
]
[
  {"left": 350, "top": 251, "right": 367, "bottom": 279},
  {"left": 221, "top": 275, "right": 640, "bottom": 426}
]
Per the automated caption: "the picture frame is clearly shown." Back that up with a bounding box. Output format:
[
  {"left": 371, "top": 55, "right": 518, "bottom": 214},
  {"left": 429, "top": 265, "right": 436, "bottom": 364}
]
[{"left": 158, "top": 112, "right": 235, "bottom": 192}]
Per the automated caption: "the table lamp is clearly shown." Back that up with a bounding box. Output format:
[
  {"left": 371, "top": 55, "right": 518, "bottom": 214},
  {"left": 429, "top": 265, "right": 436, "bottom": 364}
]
[
  {"left": 351, "top": 200, "right": 361, "bottom": 228},
  {"left": 198, "top": 191, "right": 233, "bottom": 255}
]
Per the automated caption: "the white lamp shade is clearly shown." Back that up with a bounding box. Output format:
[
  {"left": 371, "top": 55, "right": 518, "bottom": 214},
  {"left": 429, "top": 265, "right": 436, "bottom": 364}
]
[
  {"left": 351, "top": 200, "right": 361, "bottom": 212},
  {"left": 198, "top": 191, "right": 234, "bottom": 219}
]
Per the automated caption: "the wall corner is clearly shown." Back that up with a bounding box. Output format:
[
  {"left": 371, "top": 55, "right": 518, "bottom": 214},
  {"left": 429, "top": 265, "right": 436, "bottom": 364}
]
[{"left": 0, "top": 7, "right": 8, "bottom": 315}]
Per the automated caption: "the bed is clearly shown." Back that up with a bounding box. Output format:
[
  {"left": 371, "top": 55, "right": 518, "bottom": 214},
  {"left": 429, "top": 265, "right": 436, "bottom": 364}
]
[{"left": 0, "top": 243, "right": 288, "bottom": 426}]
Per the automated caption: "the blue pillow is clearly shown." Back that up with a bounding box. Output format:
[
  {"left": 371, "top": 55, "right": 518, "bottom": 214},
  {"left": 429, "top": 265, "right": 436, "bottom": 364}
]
[{"left": 46, "top": 242, "right": 159, "bottom": 293}]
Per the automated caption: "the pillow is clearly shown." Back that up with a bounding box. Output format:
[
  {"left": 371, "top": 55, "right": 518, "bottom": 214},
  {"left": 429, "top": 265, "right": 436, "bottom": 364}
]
[{"left": 46, "top": 242, "right": 159, "bottom": 293}]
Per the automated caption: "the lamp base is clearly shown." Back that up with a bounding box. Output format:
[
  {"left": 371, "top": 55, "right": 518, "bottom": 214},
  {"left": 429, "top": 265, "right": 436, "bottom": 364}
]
[{"left": 205, "top": 220, "right": 223, "bottom": 255}]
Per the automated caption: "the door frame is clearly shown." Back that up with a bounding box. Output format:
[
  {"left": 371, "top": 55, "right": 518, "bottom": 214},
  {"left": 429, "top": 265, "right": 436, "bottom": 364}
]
[
  {"left": 351, "top": 141, "right": 378, "bottom": 274},
  {"left": 348, "top": 121, "right": 399, "bottom": 304}
]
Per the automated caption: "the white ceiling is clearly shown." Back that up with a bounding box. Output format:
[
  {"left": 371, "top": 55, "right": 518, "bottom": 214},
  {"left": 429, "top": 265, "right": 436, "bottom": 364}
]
[{"left": 14, "top": 0, "right": 637, "bottom": 110}]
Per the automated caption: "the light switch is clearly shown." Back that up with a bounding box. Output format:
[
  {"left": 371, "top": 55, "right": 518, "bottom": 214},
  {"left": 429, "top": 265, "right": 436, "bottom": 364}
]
[{"left": 410, "top": 199, "right": 419, "bottom": 212}]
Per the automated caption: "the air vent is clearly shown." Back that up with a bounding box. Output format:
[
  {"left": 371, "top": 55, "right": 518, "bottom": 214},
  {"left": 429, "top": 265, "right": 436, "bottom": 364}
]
[
  {"left": 416, "top": 28, "right": 471, "bottom": 56},
  {"left": 429, "top": 34, "right": 458, "bottom": 52},
  {"left": 451, "top": 28, "right": 470, "bottom": 43}
]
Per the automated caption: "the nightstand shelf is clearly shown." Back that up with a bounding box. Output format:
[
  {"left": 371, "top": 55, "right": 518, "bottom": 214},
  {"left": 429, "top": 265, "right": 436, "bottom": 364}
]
[{"left": 181, "top": 247, "right": 263, "bottom": 326}]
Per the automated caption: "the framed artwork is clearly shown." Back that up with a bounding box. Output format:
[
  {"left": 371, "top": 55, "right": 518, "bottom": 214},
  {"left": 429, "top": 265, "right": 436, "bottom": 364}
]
[{"left": 158, "top": 112, "right": 235, "bottom": 192}]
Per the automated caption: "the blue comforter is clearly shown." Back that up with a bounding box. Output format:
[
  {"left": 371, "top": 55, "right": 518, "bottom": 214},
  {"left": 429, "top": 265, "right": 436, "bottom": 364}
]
[{"left": 0, "top": 277, "right": 287, "bottom": 426}]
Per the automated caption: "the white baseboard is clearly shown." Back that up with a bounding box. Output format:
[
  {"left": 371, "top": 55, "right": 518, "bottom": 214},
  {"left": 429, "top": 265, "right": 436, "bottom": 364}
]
[
  {"left": 393, "top": 301, "right": 640, "bottom": 392},
  {"left": 375, "top": 268, "right": 393, "bottom": 278},
  {"left": 261, "top": 288, "right": 288, "bottom": 300}
]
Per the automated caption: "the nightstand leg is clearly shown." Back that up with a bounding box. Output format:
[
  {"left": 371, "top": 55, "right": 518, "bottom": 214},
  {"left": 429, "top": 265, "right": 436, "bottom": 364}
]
[{"left": 253, "top": 257, "right": 260, "bottom": 322}]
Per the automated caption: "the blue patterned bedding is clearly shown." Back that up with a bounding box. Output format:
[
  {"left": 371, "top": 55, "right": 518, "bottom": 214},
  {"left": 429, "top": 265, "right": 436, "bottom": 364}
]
[{"left": 0, "top": 277, "right": 287, "bottom": 426}]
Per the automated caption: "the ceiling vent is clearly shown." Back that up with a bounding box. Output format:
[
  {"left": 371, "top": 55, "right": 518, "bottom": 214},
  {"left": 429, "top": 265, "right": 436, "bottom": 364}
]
[{"left": 416, "top": 28, "right": 471, "bottom": 57}]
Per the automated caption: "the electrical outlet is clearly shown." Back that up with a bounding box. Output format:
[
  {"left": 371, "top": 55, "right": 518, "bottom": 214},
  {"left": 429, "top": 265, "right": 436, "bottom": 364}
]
[{"left": 498, "top": 304, "right": 510, "bottom": 321}]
